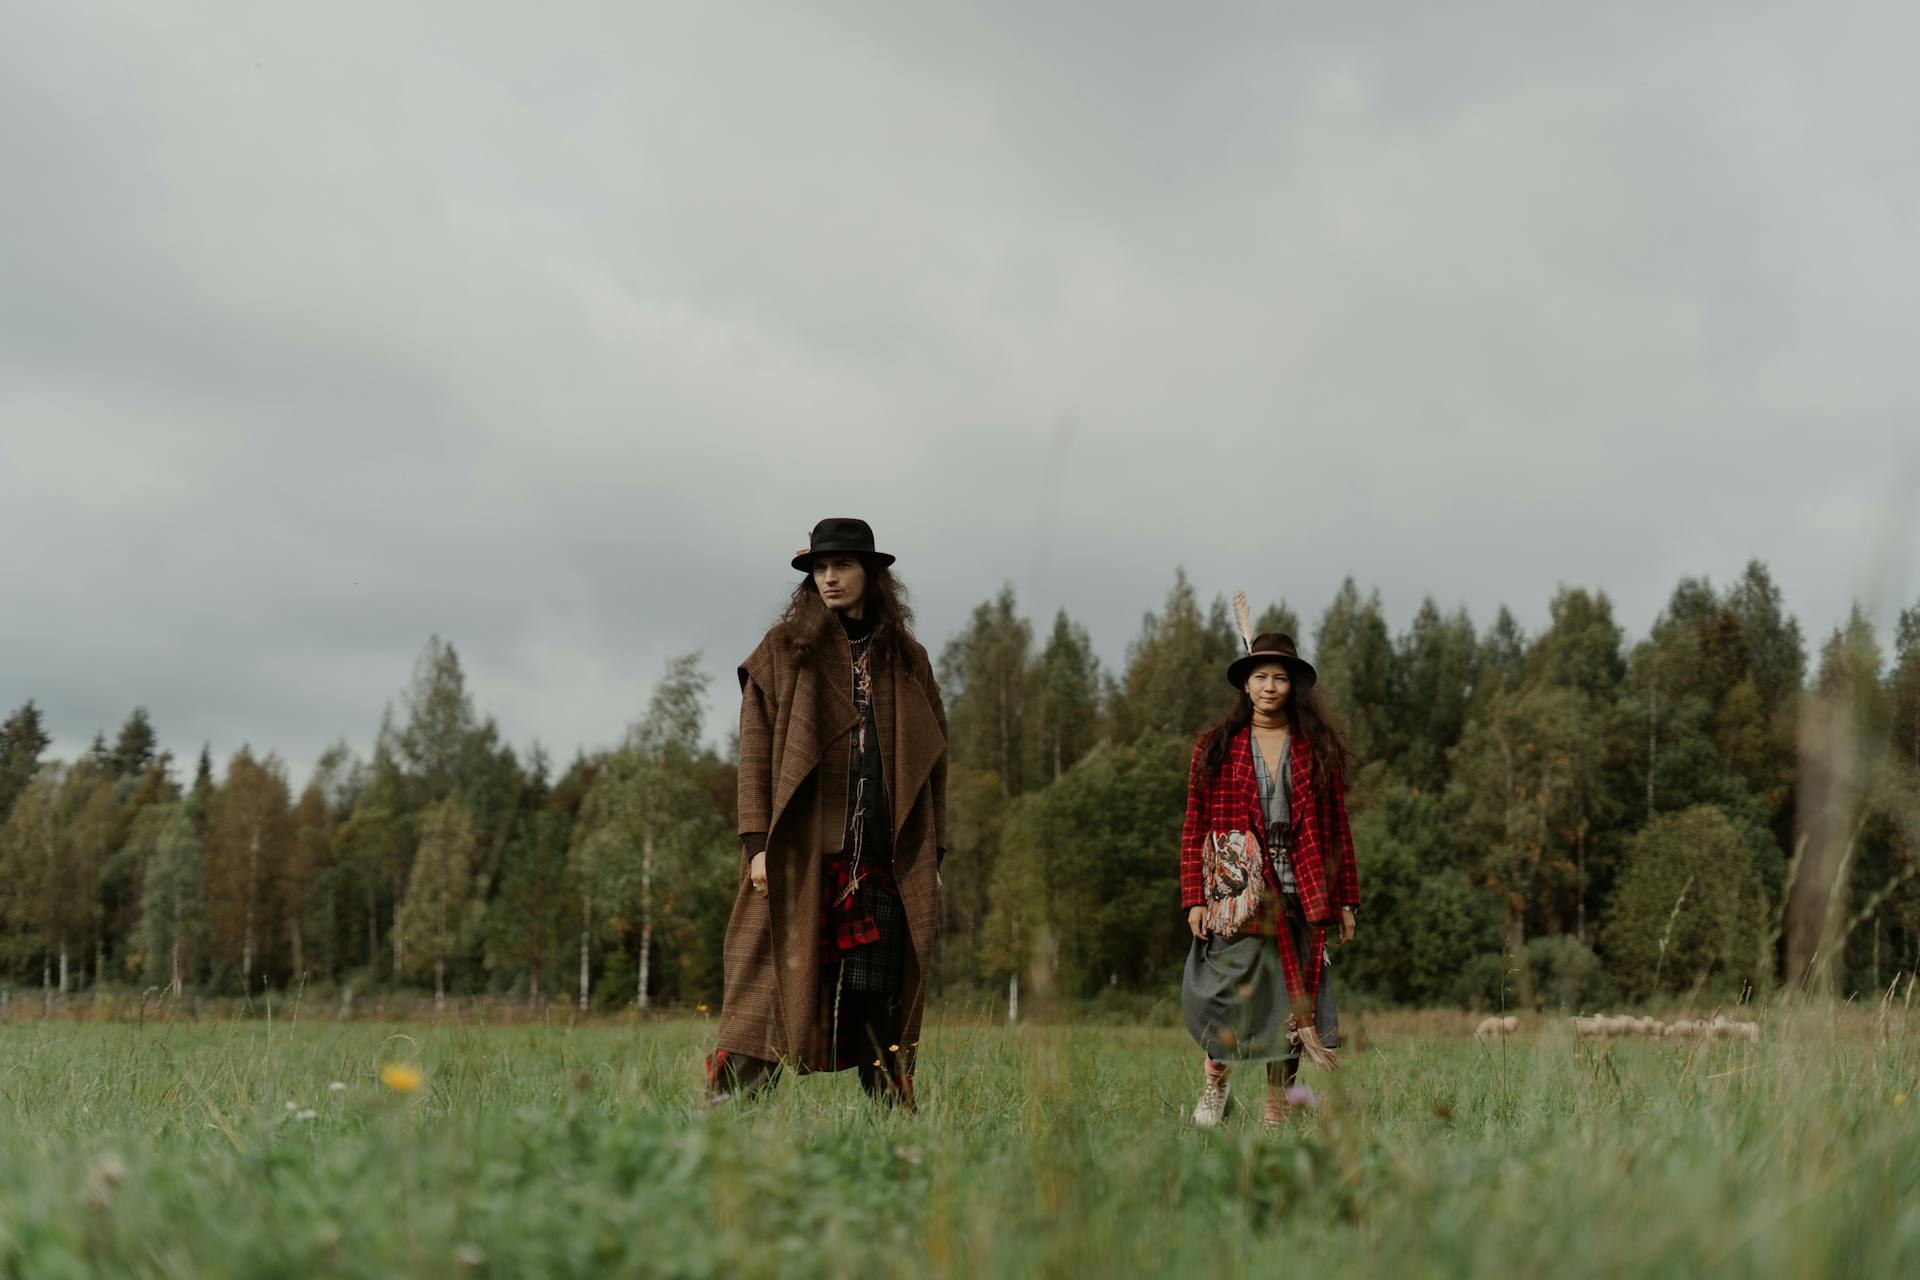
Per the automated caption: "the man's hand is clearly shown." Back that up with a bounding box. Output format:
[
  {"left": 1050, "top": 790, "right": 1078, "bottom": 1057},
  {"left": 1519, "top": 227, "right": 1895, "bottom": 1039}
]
[
  {"left": 749, "top": 851, "right": 767, "bottom": 895},
  {"left": 1338, "top": 908, "right": 1356, "bottom": 946}
]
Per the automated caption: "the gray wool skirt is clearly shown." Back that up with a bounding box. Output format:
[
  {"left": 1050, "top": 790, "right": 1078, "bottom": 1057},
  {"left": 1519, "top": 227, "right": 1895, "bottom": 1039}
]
[{"left": 1181, "top": 898, "right": 1339, "bottom": 1064}]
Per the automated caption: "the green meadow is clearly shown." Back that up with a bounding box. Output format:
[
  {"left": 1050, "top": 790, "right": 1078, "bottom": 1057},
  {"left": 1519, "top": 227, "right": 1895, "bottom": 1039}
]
[{"left": 0, "top": 1008, "right": 1915, "bottom": 1278}]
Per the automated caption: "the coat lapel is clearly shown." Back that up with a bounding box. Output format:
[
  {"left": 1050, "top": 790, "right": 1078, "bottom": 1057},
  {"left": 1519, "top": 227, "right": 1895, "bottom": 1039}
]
[
  {"left": 763, "top": 633, "right": 859, "bottom": 844},
  {"left": 876, "top": 661, "right": 945, "bottom": 847}
]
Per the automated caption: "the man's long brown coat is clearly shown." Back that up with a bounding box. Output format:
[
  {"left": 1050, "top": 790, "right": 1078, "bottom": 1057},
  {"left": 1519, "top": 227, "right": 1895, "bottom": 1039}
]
[{"left": 715, "top": 623, "right": 948, "bottom": 1075}]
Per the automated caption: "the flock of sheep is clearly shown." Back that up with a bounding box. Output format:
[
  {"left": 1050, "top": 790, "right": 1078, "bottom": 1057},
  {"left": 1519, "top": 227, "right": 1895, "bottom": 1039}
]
[{"left": 1473, "top": 1013, "right": 1762, "bottom": 1042}]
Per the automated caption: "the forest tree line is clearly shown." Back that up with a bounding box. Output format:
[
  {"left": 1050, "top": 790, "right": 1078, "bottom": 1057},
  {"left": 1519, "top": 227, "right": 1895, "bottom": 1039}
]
[{"left": 2, "top": 560, "right": 1917, "bottom": 1012}]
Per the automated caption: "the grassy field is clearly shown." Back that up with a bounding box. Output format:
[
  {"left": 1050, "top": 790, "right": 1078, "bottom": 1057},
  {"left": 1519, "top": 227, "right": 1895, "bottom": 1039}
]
[{"left": 0, "top": 1005, "right": 1915, "bottom": 1278}]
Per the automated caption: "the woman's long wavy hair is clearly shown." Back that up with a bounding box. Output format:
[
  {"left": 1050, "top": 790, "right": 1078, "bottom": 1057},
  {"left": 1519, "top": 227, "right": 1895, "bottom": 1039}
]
[
  {"left": 776, "top": 558, "right": 917, "bottom": 667},
  {"left": 1196, "top": 665, "right": 1355, "bottom": 796}
]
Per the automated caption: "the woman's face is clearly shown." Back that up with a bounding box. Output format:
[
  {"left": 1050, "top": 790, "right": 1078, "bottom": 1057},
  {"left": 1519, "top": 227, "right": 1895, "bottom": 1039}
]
[
  {"left": 1245, "top": 662, "right": 1291, "bottom": 716},
  {"left": 812, "top": 556, "right": 867, "bottom": 613}
]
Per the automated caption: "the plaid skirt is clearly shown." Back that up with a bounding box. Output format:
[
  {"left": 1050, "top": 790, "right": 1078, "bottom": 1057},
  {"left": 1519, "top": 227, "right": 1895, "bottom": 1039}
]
[{"left": 837, "top": 881, "right": 907, "bottom": 993}]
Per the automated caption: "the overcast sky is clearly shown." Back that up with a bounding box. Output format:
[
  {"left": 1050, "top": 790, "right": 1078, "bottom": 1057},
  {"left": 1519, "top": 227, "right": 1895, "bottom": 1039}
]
[{"left": 4, "top": 1, "right": 1917, "bottom": 786}]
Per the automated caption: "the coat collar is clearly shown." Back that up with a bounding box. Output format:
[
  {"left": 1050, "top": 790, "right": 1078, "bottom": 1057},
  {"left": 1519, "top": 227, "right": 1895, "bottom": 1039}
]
[{"left": 747, "top": 627, "right": 944, "bottom": 846}]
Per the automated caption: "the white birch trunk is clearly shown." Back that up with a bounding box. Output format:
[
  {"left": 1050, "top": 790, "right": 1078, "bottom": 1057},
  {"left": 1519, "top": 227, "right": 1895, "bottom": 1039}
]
[{"left": 578, "top": 893, "right": 592, "bottom": 1012}]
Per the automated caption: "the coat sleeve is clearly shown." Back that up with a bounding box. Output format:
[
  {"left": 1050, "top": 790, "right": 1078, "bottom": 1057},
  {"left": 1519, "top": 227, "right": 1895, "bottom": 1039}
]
[
  {"left": 736, "top": 665, "right": 774, "bottom": 854},
  {"left": 1329, "top": 762, "right": 1360, "bottom": 910},
  {"left": 1180, "top": 740, "right": 1209, "bottom": 910}
]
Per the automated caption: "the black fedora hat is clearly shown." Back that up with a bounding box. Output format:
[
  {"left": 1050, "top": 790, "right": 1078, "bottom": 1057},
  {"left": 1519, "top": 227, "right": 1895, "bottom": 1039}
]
[
  {"left": 791, "top": 517, "right": 896, "bottom": 573},
  {"left": 1227, "top": 632, "right": 1317, "bottom": 689}
]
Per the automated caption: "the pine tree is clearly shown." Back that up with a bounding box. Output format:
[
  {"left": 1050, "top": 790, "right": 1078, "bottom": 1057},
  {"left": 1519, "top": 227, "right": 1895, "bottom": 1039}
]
[
  {"left": 1725, "top": 560, "right": 1807, "bottom": 707},
  {"left": 1112, "top": 570, "right": 1240, "bottom": 741},
  {"left": 0, "top": 768, "right": 64, "bottom": 1000},
  {"left": 285, "top": 785, "right": 332, "bottom": 983},
  {"left": 1790, "top": 608, "right": 1886, "bottom": 993},
  {"left": 333, "top": 805, "right": 405, "bottom": 978},
  {"left": 188, "top": 746, "right": 214, "bottom": 822},
  {"left": 62, "top": 766, "right": 125, "bottom": 992},
  {"left": 1475, "top": 607, "right": 1528, "bottom": 706},
  {"left": 0, "top": 701, "right": 53, "bottom": 821},
  {"left": 396, "top": 636, "right": 477, "bottom": 804},
  {"left": 110, "top": 708, "right": 159, "bottom": 779},
  {"left": 1313, "top": 578, "right": 1394, "bottom": 767},
  {"left": 1528, "top": 587, "right": 1627, "bottom": 700},
  {"left": 1028, "top": 611, "right": 1102, "bottom": 784},
  {"left": 1893, "top": 605, "right": 1920, "bottom": 767},
  {"left": 1389, "top": 598, "right": 1477, "bottom": 791},
  {"left": 488, "top": 808, "right": 572, "bottom": 1002},
  {"left": 938, "top": 588, "right": 1036, "bottom": 795},
  {"left": 1253, "top": 601, "right": 1303, "bottom": 642}
]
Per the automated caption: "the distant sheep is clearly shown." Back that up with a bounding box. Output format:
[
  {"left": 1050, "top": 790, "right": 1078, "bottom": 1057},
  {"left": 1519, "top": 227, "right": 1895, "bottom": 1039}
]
[
  {"left": 1572, "top": 1013, "right": 1759, "bottom": 1042},
  {"left": 1475, "top": 1015, "right": 1519, "bottom": 1041}
]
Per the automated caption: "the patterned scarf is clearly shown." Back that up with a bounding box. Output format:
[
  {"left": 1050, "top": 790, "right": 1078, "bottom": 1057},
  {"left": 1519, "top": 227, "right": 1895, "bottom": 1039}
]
[{"left": 822, "top": 640, "right": 885, "bottom": 965}]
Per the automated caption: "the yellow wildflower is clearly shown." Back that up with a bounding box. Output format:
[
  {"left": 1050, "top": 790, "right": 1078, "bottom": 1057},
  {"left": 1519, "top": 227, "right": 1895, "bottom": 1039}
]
[
  {"left": 1896, "top": 1091, "right": 1909, "bottom": 1108},
  {"left": 380, "top": 1063, "right": 424, "bottom": 1095}
]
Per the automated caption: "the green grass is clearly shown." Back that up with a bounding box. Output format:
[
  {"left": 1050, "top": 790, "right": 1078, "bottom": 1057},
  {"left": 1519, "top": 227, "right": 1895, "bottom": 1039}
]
[{"left": 0, "top": 1008, "right": 1915, "bottom": 1278}]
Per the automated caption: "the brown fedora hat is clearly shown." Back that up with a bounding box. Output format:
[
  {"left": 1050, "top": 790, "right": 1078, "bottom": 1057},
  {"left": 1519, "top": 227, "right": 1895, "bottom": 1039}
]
[{"left": 1227, "top": 632, "right": 1317, "bottom": 689}]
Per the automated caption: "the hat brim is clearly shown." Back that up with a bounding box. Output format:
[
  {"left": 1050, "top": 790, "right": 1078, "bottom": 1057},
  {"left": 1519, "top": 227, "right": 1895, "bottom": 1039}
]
[
  {"left": 1227, "top": 652, "right": 1316, "bottom": 689},
  {"left": 792, "top": 547, "right": 897, "bottom": 573}
]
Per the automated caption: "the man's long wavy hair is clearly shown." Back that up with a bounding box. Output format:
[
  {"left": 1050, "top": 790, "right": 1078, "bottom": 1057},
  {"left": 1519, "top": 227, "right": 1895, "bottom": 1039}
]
[
  {"left": 777, "top": 558, "right": 917, "bottom": 667},
  {"left": 1196, "top": 665, "right": 1355, "bottom": 796}
]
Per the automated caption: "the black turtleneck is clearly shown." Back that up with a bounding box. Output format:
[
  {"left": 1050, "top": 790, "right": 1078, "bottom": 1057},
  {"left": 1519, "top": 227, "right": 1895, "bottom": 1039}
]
[{"left": 836, "top": 610, "right": 873, "bottom": 642}]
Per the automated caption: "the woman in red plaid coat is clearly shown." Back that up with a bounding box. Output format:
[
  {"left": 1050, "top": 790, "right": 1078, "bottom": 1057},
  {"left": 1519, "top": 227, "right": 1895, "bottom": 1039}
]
[{"left": 1179, "top": 632, "right": 1360, "bottom": 1128}]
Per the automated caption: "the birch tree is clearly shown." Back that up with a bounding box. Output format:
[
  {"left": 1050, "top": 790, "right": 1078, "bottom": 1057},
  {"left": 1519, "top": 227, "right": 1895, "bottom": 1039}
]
[
  {"left": 205, "top": 750, "right": 292, "bottom": 994},
  {"left": 134, "top": 804, "right": 204, "bottom": 996},
  {"left": 397, "top": 798, "right": 475, "bottom": 1008}
]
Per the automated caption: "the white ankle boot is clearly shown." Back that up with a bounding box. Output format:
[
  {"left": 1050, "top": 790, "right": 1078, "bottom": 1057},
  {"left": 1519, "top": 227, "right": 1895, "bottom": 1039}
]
[{"left": 1191, "top": 1075, "right": 1231, "bottom": 1127}]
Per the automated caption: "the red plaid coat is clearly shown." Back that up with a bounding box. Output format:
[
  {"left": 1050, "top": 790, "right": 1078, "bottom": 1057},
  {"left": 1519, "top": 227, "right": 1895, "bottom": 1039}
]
[{"left": 1180, "top": 727, "right": 1360, "bottom": 1015}]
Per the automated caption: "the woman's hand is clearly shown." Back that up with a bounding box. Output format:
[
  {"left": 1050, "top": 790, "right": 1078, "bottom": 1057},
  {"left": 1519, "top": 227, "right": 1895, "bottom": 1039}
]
[
  {"left": 1293, "top": 1020, "right": 1339, "bottom": 1072},
  {"left": 1338, "top": 908, "right": 1356, "bottom": 946},
  {"left": 749, "top": 851, "right": 767, "bottom": 895},
  {"left": 1187, "top": 906, "right": 1208, "bottom": 940}
]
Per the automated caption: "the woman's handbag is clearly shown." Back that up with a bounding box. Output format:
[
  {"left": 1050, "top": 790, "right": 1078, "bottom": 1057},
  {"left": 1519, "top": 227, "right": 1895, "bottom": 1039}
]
[{"left": 1200, "top": 829, "right": 1266, "bottom": 938}]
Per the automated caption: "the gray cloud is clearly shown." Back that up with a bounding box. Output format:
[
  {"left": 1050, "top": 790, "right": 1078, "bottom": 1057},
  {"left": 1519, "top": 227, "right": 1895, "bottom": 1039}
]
[{"left": 3, "top": 1, "right": 1917, "bottom": 784}]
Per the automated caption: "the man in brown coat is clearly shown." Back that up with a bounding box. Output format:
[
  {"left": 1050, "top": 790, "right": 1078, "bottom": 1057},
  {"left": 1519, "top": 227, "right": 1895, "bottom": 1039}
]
[{"left": 705, "top": 518, "right": 947, "bottom": 1106}]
